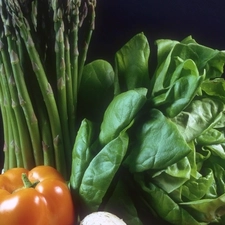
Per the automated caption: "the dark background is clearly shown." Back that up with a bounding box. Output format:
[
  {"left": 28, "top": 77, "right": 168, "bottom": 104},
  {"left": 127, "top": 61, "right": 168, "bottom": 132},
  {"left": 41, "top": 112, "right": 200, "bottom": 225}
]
[
  {"left": 88, "top": 0, "right": 225, "bottom": 64},
  {"left": 1, "top": 1, "right": 225, "bottom": 168}
]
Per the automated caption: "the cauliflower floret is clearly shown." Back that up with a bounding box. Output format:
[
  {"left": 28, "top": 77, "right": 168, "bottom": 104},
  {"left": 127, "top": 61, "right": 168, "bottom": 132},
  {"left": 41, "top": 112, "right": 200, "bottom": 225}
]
[{"left": 80, "top": 212, "right": 127, "bottom": 225}]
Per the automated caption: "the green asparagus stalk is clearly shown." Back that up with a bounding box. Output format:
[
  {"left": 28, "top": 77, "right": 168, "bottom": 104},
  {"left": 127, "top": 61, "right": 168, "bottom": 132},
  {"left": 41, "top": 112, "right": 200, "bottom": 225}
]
[
  {"left": 9, "top": 49, "right": 43, "bottom": 165},
  {"left": 51, "top": 0, "right": 72, "bottom": 170},
  {"left": 0, "top": 38, "right": 35, "bottom": 169},
  {"left": 36, "top": 101, "right": 55, "bottom": 167},
  {"left": 0, "top": 0, "right": 96, "bottom": 179},
  {"left": 0, "top": 77, "right": 9, "bottom": 171},
  {"left": 5, "top": 0, "right": 67, "bottom": 177},
  {"left": 0, "top": 63, "right": 24, "bottom": 169},
  {"left": 7, "top": 121, "right": 16, "bottom": 168},
  {"left": 65, "top": 34, "right": 76, "bottom": 142},
  {"left": 21, "top": 21, "right": 67, "bottom": 177},
  {"left": 0, "top": 64, "right": 16, "bottom": 169},
  {"left": 0, "top": 61, "right": 21, "bottom": 169},
  {"left": 69, "top": 0, "right": 81, "bottom": 118},
  {"left": 0, "top": 104, "right": 9, "bottom": 171},
  {"left": 0, "top": 0, "right": 38, "bottom": 170},
  {"left": 78, "top": 0, "right": 96, "bottom": 85},
  {"left": 3, "top": 11, "right": 43, "bottom": 166}
]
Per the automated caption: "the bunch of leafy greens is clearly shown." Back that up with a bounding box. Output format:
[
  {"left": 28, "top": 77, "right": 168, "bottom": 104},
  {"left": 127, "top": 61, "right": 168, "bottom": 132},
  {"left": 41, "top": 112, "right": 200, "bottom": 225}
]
[{"left": 70, "top": 33, "right": 225, "bottom": 225}]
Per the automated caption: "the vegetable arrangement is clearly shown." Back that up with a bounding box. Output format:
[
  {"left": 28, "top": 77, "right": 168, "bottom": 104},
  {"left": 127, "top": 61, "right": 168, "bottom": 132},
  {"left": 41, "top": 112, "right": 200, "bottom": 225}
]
[{"left": 1, "top": 0, "right": 225, "bottom": 225}]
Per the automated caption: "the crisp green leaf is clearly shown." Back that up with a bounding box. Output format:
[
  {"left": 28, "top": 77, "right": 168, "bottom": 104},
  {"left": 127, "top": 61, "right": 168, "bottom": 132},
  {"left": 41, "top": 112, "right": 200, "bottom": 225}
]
[
  {"left": 69, "top": 119, "right": 94, "bottom": 191},
  {"left": 196, "top": 128, "right": 225, "bottom": 146},
  {"left": 201, "top": 78, "right": 225, "bottom": 104},
  {"left": 170, "top": 36, "right": 225, "bottom": 79},
  {"left": 205, "top": 144, "right": 225, "bottom": 159},
  {"left": 180, "top": 194, "right": 225, "bottom": 223},
  {"left": 105, "top": 179, "right": 143, "bottom": 225},
  {"left": 149, "top": 39, "right": 178, "bottom": 94},
  {"left": 114, "top": 32, "right": 150, "bottom": 93},
  {"left": 195, "top": 147, "right": 211, "bottom": 171},
  {"left": 214, "top": 111, "right": 225, "bottom": 129},
  {"left": 79, "top": 131, "right": 129, "bottom": 211},
  {"left": 182, "top": 43, "right": 225, "bottom": 79},
  {"left": 124, "top": 109, "right": 191, "bottom": 172},
  {"left": 99, "top": 88, "right": 147, "bottom": 146},
  {"left": 78, "top": 60, "right": 114, "bottom": 121},
  {"left": 151, "top": 36, "right": 225, "bottom": 99},
  {"left": 135, "top": 174, "right": 206, "bottom": 225},
  {"left": 212, "top": 163, "right": 225, "bottom": 195},
  {"left": 181, "top": 169, "right": 216, "bottom": 201},
  {"left": 172, "top": 97, "right": 224, "bottom": 142},
  {"left": 152, "top": 59, "right": 205, "bottom": 118},
  {"left": 152, "top": 157, "right": 191, "bottom": 193}
]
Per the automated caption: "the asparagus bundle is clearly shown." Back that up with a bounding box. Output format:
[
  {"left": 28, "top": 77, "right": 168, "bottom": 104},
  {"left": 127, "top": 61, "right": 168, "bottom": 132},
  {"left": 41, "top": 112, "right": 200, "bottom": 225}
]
[{"left": 0, "top": 0, "right": 96, "bottom": 179}]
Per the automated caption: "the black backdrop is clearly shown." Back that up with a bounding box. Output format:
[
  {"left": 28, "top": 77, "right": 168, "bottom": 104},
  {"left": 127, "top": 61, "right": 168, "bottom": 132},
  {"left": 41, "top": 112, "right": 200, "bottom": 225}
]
[{"left": 88, "top": 0, "right": 225, "bottom": 63}]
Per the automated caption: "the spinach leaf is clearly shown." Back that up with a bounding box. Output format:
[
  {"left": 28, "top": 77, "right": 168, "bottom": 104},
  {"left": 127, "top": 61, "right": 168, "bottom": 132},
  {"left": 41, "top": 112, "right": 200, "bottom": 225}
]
[
  {"left": 124, "top": 109, "right": 191, "bottom": 172},
  {"left": 78, "top": 60, "right": 114, "bottom": 122},
  {"left": 105, "top": 179, "right": 143, "bottom": 225},
  {"left": 79, "top": 130, "right": 129, "bottom": 212},
  {"left": 69, "top": 119, "right": 94, "bottom": 191},
  {"left": 114, "top": 32, "right": 150, "bottom": 94},
  {"left": 99, "top": 88, "right": 147, "bottom": 146}
]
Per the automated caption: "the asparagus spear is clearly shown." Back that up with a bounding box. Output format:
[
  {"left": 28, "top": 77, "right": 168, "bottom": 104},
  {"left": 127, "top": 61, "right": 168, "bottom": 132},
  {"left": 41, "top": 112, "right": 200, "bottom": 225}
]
[
  {"left": 0, "top": 0, "right": 96, "bottom": 179},
  {"left": 51, "top": 0, "right": 72, "bottom": 170},
  {"left": 0, "top": 62, "right": 17, "bottom": 169},
  {"left": 78, "top": 0, "right": 96, "bottom": 85},
  {"left": 0, "top": 34, "right": 34, "bottom": 169},
  {"left": 5, "top": 0, "right": 67, "bottom": 177},
  {"left": 68, "top": 0, "right": 81, "bottom": 134}
]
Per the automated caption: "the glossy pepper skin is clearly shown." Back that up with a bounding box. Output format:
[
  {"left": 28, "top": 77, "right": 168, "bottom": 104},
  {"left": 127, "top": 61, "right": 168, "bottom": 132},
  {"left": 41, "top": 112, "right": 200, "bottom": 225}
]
[{"left": 0, "top": 165, "right": 75, "bottom": 225}]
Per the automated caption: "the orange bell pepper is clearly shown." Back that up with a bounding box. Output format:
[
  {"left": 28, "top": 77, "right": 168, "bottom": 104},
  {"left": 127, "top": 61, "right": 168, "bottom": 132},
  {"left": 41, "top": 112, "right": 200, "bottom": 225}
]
[{"left": 0, "top": 165, "right": 75, "bottom": 225}]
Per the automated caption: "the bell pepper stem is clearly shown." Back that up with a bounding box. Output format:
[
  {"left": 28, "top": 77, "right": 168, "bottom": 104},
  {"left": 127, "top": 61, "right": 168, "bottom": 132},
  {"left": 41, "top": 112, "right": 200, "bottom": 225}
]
[{"left": 22, "top": 173, "right": 39, "bottom": 188}]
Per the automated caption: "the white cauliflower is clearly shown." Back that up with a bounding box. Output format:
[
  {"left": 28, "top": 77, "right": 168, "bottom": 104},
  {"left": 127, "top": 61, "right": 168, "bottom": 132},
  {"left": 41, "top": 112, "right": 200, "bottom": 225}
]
[{"left": 80, "top": 212, "right": 127, "bottom": 225}]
